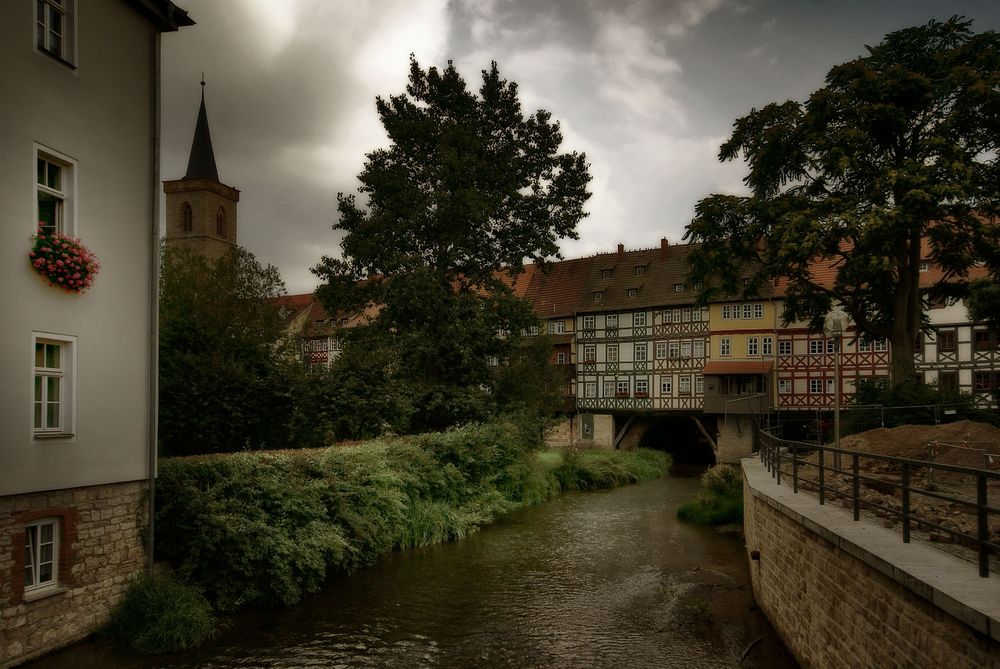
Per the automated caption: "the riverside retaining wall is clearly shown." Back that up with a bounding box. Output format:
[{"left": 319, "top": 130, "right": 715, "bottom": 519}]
[{"left": 743, "top": 457, "right": 1000, "bottom": 669}]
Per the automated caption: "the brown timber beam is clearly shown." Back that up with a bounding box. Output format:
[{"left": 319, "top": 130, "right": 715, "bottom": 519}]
[{"left": 690, "top": 415, "right": 718, "bottom": 452}]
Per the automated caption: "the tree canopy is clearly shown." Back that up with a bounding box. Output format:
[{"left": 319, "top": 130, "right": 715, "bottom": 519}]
[
  {"left": 160, "top": 246, "right": 331, "bottom": 454},
  {"left": 684, "top": 17, "right": 1000, "bottom": 385},
  {"left": 312, "top": 57, "right": 589, "bottom": 432}
]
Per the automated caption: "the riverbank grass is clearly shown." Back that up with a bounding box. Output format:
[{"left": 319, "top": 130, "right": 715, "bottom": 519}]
[
  {"left": 154, "top": 420, "right": 671, "bottom": 616},
  {"left": 677, "top": 464, "right": 744, "bottom": 526},
  {"left": 101, "top": 572, "right": 214, "bottom": 654}
]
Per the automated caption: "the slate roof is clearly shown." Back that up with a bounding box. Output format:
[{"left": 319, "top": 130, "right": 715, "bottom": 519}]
[{"left": 184, "top": 87, "right": 220, "bottom": 182}]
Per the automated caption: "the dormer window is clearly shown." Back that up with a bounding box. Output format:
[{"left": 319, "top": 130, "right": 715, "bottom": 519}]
[
  {"left": 673, "top": 283, "right": 684, "bottom": 292},
  {"left": 627, "top": 288, "right": 638, "bottom": 297},
  {"left": 593, "top": 291, "right": 603, "bottom": 302},
  {"left": 601, "top": 269, "right": 612, "bottom": 279},
  {"left": 919, "top": 261, "right": 929, "bottom": 272},
  {"left": 634, "top": 266, "right": 645, "bottom": 276}
]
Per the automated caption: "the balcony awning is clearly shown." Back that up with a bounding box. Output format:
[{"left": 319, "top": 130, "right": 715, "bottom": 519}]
[{"left": 702, "top": 360, "right": 774, "bottom": 375}]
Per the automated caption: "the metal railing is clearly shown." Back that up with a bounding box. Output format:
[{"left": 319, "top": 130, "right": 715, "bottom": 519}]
[{"left": 758, "top": 429, "right": 1000, "bottom": 577}]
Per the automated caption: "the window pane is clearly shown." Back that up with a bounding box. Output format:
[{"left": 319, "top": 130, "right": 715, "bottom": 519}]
[
  {"left": 47, "top": 162, "right": 61, "bottom": 190},
  {"left": 38, "top": 195, "right": 59, "bottom": 233},
  {"left": 34, "top": 375, "right": 42, "bottom": 401},
  {"left": 34, "top": 402, "right": 43, "bottom": 429},
  {"left": 46, "top": 402, "right": 60, "bottom": 428},
  {"left": 41, "top": 523, "right": 53, "bottom": 543},
  {"left": 40, "top": 561, "right": 53, "bottom": 583},
  {"left": 40, "top": 542, "right": 53, "bottom": 564},
  {"left": 46, "top": 343, "right": 60, "bottom": 368},
  {"left": 47, "top": 376, "right": 60, "bottom": 402}
]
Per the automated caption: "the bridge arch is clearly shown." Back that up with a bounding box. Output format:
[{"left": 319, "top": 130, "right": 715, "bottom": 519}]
[{"left": 627, "top": 414, "right": 717, "bottom": 466}]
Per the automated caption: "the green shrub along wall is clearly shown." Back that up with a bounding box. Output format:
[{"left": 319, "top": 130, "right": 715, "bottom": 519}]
[{"left": 155, "top": 419, "right": 671, "bottom": 612}]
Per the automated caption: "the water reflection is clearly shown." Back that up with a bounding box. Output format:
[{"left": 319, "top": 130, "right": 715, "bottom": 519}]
[{"left": 31, "top": 475, "right": 796, "bottom": 668}]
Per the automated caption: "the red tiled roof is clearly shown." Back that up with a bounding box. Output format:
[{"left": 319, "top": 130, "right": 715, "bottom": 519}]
[{"left": 702, "top": 360, "right": 774, "bottom": 375}]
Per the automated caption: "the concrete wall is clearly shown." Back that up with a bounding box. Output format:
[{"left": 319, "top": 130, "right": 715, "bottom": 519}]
[
  {"left": 0, "top": 0, "right": 157, "bottom": 495},
  {"left": 0, "top": 480, "right": 147, "bottom": 667},
  {"left": 717, "top": 415, "right": 754, "bottom": 463},
  {"left": 743, "top": 459, "right": 1000, "bottom": 668}
]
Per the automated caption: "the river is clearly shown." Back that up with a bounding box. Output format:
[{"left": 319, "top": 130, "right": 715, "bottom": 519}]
[{"left": 31, "top": 474, "right": 796, "bottom": 668}]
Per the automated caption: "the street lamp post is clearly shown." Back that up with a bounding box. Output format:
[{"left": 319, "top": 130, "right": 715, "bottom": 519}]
[{"left": 824, "top": 309, "right": 848, "bottom": 467}]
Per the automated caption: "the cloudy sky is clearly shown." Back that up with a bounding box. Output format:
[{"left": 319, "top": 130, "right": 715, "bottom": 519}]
[{"left": 160, "top": 0, "right": 1000, "bottom": 294}]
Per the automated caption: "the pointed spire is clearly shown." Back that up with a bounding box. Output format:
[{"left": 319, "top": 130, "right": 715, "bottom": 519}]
[{"left": 184, "top": 78, "right": 220, "bottom": 181}]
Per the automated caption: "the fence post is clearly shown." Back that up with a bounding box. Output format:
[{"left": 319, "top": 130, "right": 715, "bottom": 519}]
[
  {"left": 792, "top": 445, "right": 798, "bottom": 494},
  {"left": 776, "top": 446, "right": 782, "bottom": 486},
  {"left": 852, "top": 454, "right": 860, "bottom": 521},
  {"left": 819, "top": 447, "right": 825, "bottom": 505},
  {"left": 978, "top": 474, "right": 989, "bottom": 578},
  {"left": 902, "top": 463, "right": 910, "bottom": 544}
]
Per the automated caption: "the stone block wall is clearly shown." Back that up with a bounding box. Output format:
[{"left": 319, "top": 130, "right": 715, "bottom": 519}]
[
  {"left": 543, "top": 415, "right": 576, "bottom": 446},
  {"left": 743, "top": 471, "right": 1000, "bottom": 668},
  {"left": 717, "top": 415, "right": 754, "bottom": 463},
  {"left": 0, "top": 480, "right": 147, "bottom": 666}
]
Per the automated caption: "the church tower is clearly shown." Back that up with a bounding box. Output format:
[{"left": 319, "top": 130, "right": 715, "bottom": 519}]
[{"left": 164, "top": 81, "right": 239, "bottom": 260}]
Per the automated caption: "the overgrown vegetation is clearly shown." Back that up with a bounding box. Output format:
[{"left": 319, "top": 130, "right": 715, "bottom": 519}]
[
  {"left": 101, "top": 572, "right": 214, "bottom": 654},
  {"left": 677, "top": 465, "right": 744, "bottom": 526},
  {"left": 155, "top": 419, "right": 669, "bottom": 613}
]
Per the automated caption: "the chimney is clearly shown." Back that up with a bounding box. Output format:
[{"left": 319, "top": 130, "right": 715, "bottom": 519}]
[
  {"left": 660, "top": 237, "right": 669, "bottom": 260},
  {"left": 617, "top": 243, "right": 624, "bottom": 259}
]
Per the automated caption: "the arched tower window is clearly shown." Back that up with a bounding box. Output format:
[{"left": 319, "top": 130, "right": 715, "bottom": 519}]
[
  {"left": 181, "top": 202, "right": 193, "bottom": 232},
  {"left": 216, "top": 207, "right": 226, "bottom": 238}
]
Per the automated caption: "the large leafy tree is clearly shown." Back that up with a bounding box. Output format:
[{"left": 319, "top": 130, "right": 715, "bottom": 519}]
[
  {"left": 313, "top": 57, "right": 590, "bottom": 431},
  {"left": 160, "top": 246, "right": 326, "bottom": 454},
  {"left": 685, "top": 17, "right": 1000, "bottom": 386}
]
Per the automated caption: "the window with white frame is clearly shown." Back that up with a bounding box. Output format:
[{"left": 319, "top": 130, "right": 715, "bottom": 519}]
[
  {"left": 681, "top": 308, "right": 691, "bottom": 322},
  {"left": 678, "top": 375, "right": 691, "bottom": 394},
  {"left": 601, "top": 269, "right": 612, "bottom": 279},
  {"left": 33, "top": 334, "right": 74, "bottom": 436},
  {"left": 555, "top": 352, "right": 566, "bottom": 365},
  {"left": 547, "top": 320, "right": 565, "bottom": 334},
  {"left": 635, "top": 265, "right": 646, "bottom": 276},
  {"left": 674, "top": 283, "right": 684, "bottom": 292},
  {"left": 635, "top": 379, "right": 649, "bottom": 396},
  {"left": 661, "top": 377, "right": 672, "bottom": 394},
  {"left": 626, "top": 288, "right": 638, "bottom": 297},
  {"left": 603, "top": 380, "right": 615, "bottom": 397},
  {"left": 605, "top": 314, "right": 618, "bottom": 328},
  {"left": 720, "top": 337, "right": 731, "bottom": 356},
  {"left": 826, "top": 339, "right": 836, "bottom": 353},
  {"left": 582, "top": 315, "right": 595, "bottom": 330},
  {"left": 693, "top": 340, "right": 705, "bottom": 358},
  {"left": 809, "top": 340, "right": 824, "bottom": 354},
  {"left": 607, "top": 345, "right": 619, "bottom": 362},
  {"left": 919, "top": 261, "right": 929, "bottom": 272},
  {"left": 584, "top": 382, "right": 597, "bottom": 398},
  {"left": 874, "top": 339, "right": 888, "bottom": 352},
  {"left": 753, "top": 304, "right": 763, "bottom": 319},
  {"left": 526, "top": 325, "right": 538, "bottom": 336},
  {"left": 486, "top": 355, "right": 499, "bottom": 367},
  {"left": 680, "top": 340, "right": 692, "bottom": 358},
  {"left": 24, "top": 519, "right": 59, "bottom": 593},
  {"left": 36, "top": 149, "right": 74, "bottom": 235},
  {"left": 700, "top": 307, "right": 709, "bottom": 321},
  {"left": 663, "top": 310, "right": 673, "bottom": 324},
  {"left": 672, "top": 308, "right": 681, "bottom": 323},
  {"left": 655, "top": 341, "right": 667, "bottom": 359},
  {"left": 742, "top": 304, "right": 752, "bottom": 319},
  {"left": 722, "top": 305, "right": 732, "bottom": 320},
  {"left": 583, "top": 345, "right": 596, "bottom": 362},
  {"left": 593, "top": 291, "right": 603, "bottom": 302},
  {"left": 635, "top": 343, "right": 647, "bottom": 362},
  {"left": 810, "top": 379, "right": 823, "bottom": 394},
  {"left": 695, "top": 375, "right": 704, "bottom": 394},
  {"left": 35, "top": 0, "right": 75, "bottom": 64},
  {"left": 668, "top": 341, "right": 680, "bottom": 358},
  {"left": 634, "top": 312, "right": 647, "bottom": 327},
  {"left": 616, "top": 379, "right": 629, "bottom": 396},
  {"left": 747, "top": 337, "right": 759, "bottom": 356},
  {"left": 778, "top": 340, "right": 792, "bottom": 355},
  {"left": 778, "top": 379, "right": 791, "bottom": 394},
  {"left": 827, "top": 378, "right": 836, "bottom": 394},
  {"left": 762, "top": 336, "right": 773, "bottom": 356}
]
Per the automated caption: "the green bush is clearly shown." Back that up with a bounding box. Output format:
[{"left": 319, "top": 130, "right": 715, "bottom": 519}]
[
  {"left": 102, "top": 572, "right": 214, "bottom": 654},
  {"left": 677, "top": 464, "right": 744, "bottom": 526},
  {"left": 155, "top": 422, "right": 670, "bottom": 619}
]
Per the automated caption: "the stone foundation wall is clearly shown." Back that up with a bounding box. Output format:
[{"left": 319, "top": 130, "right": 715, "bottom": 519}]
[
  {"left": 743, "top": 466, "right": 1000, "bottom": 668},
  {"left": 717, "top": 416, "right": 754, "bottom": 463},
  {"left": 543, "top": 415, "right": 576, "bottom": 446},
  {"left": 0, "top": 480, "right": 147, "bottom": 667}
]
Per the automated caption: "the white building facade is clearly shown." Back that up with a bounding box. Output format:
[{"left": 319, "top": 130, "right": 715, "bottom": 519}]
[{"left": 0, "top": 1, "right": 191, "bottom": 663}]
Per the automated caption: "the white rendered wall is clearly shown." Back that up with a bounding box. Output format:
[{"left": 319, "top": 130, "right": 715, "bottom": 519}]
[{"left": 0, "top": 1, "right": 157, "bottom": 495}]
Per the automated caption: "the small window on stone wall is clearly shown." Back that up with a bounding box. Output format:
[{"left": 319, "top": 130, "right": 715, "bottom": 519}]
[
  {"left": 182, "top": 202, "right": 193, "bottom": 232},
  {"left": 216, "top": 207, "right": 226, "bottom": 237}
]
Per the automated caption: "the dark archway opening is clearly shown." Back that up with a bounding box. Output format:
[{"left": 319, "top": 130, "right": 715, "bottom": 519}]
[{"left": 637, "top": 415, "right": 717, "bottom": 467}]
